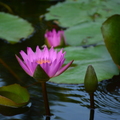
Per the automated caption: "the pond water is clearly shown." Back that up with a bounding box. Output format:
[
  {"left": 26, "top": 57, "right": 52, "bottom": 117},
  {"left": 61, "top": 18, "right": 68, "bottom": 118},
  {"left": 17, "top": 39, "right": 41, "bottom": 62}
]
[{"left": 0, "top": 0, "right": 120, "bottom": 120}]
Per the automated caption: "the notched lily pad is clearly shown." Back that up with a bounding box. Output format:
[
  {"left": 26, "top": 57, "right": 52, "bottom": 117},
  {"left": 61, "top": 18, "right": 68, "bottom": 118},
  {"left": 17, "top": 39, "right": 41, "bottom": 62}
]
[
  {"left": 0, "top": 84, "right": 30, "bottom": 107},
  {"left": 0, "top": 12, "right": 34, "bottom": 43}
]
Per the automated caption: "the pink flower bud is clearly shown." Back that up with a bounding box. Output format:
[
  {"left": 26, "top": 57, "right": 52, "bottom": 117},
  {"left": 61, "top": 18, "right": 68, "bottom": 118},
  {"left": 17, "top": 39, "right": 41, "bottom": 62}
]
[{"left": 45, "top": 29, "right": 66, "bottom": 47}]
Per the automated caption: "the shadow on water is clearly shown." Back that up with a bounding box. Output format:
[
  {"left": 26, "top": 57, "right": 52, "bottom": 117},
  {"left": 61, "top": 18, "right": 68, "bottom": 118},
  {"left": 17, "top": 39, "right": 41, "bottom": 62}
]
[{"left": 0, "top": 0, "right": 120, "bottom": 120}]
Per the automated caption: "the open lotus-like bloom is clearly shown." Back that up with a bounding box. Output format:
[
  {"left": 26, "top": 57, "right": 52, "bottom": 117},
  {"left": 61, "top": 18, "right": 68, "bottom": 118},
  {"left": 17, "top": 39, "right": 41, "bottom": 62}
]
[
  {"left": 15, "top": 46, "right": 73, "bottom": 80},
  {"left": 44, "top": 29, "right": 66, "bottom": 47}
]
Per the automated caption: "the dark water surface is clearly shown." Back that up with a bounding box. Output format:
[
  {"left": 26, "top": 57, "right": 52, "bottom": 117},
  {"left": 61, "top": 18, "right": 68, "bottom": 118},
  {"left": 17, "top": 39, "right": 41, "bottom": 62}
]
[{"left": 0, "top": 0, "right": 120, "bottom": 120}]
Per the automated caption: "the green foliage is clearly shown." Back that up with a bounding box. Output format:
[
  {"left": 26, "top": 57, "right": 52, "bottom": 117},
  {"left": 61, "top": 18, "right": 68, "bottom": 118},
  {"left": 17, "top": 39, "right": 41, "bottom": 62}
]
[
  {"left": 33, "top": 65, "right": 50, "bottom": 82},
  {"left": 0, "top": 12, "right": 34, "bottom": 43},
  {"left": 49, "top": 45, "right": 119, "bottom": 84},
  {"left": 0, "top": 84, "right": 30, "bottom": 107},
  {"left": 101, "top": 14, "right": 120, "bottom": 66},
  {"left": 45, "top": 1, "right": 92, "bottom": 27},
  {"left": 45, "top": 0, "right": 120, "bottom": 27},
  {"left": 65, "top": 21, "right": 103, "bottom": 46}
]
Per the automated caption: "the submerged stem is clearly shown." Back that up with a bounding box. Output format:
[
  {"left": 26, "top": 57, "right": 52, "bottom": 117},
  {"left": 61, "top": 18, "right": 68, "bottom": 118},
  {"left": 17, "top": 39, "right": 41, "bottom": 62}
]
[
  {"left": 41, "top": 82, "right": 51, "bottom": 116},
  {"left": 0, "top": 58, "right": 22, "bottom": 82},
  {"left": 89, "top": 92, "right": 94, "bottom": 109},
  {"left": 89, "top": 109, "right": 95, "bottom": 120},
  {"left": 89, "top": 92, "right": 95, "bottom": 120}
]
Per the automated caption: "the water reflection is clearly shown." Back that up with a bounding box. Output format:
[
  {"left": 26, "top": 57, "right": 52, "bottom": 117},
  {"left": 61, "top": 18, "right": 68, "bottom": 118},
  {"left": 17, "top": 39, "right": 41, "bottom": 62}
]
[
  {"left": 22, "top": 82, "right": 90, "bottom": 120},
  {"left": 0, "top": 66, "right": 120, "bottom": 120},
  {"left": 0, "top": 75, "right": 120, "bottom": 120},
  {"left": 0, "top": 103, "right": 31, "bottom": 116}
]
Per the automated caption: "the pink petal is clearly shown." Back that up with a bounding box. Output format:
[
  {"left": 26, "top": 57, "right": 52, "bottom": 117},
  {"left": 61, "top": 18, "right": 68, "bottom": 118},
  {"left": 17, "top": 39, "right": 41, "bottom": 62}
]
[
  {"left": 57, "top": 49, "right": 66, "bottom": 61},
  {"left": 52, "top": 29, "right": 57, "bottom": 36},
  {"left": 54, "top": 60, "right": 74, "bottom": 77},
  {"left": 40, "top": 62, "right": 50, "bottom": 76},
  {"left": 20, "top": 50, "right": 28, "bottom": 62},
  {"left": 27, "top": 47, "right": 34, "bottom": 55},
  {"left": 25, "top": 59, "right": 37, "bottom": 75},
  {"left": 59, "top": 58, "right": 66, "bottom": 67},
  {"left": 49, "top": 47, "right": 57, "bottom": 61},
  {"left": 15, "top": 55, "right": 33, "bottom": 76},
  {"left": 42, "top": 46, "right": 49, "bottom": 59},
  {"left": 35, "top": 46, "right": 42, "bottom": 59},
  {"left": 27, "top": 47, "right": 36, "bottom": 61},
  {"left": 48, "top": 60, "right": 62, "bottom": 77}
]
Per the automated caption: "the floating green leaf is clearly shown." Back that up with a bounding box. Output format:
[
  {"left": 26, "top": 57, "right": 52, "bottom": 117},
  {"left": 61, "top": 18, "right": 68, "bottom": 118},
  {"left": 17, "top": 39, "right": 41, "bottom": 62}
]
[
  {"left": 65, "top": 21, "right": 103, "bottom": 46},
  {"left": 45, "top": 1, "right": 92, "bottom": 27},
  {"left": 44, "top": 0, "right": 120, "bottom": 28},
  {"left": 0, "top": 12, "right": 34, "bottom": 43},
  {"left": 50, "top": 45, "right": 119, "bottom": 84},
  {"left": 101, "top": 14, "right": 120, "bottom": 66},
  {"left": 99, "top": 1, "right": 120, "bottom": 19},
  {"left": 0, "top": 84, "right": 30, "bottom": 107}
]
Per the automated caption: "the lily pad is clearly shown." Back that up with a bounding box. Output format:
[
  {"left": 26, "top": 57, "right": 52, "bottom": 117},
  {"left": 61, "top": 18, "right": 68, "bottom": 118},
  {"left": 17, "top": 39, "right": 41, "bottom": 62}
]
[
  {"left": 0, "top": 12, "right": 34, "bottom": 43},
  {"left": 65, "top": 21, "right": 103, "bottom": 46},
  {"left": 0, "top": 84, "right": 30, "bottom": 107},
  {"left": 45, "top": 0, "right": 120, "bottom": 28},
  {"left": 101, "top": 14, "right": 120, "bottom": 66},
  {"left": 49, "top": 45, "right": 119, "bottom": 84},
  {"left": 45, "top": 1, "right": 92, "bottom": 27},
  {"left": 99, "top": 1, "right": 120, "bottom": 18}
]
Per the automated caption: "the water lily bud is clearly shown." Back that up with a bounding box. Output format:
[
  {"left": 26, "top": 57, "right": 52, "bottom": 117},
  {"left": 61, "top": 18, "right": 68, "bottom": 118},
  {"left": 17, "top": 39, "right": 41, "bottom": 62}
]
[
  {"left": 44, "top": 29, "right": 66, "bottom": 47},
  {"left": 84, "top": 65, "right": 98, "bottom": 93}
]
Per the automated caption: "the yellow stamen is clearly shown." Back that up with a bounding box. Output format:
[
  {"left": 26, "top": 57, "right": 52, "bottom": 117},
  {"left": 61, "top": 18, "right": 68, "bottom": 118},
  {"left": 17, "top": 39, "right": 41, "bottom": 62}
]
[{"left": 37, "top": 60, "right": 51, "bottom": 64}]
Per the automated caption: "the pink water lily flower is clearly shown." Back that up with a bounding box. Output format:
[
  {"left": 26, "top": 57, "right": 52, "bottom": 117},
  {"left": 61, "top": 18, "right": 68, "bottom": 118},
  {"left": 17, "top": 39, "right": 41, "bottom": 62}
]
[
  {"left": 15, "top": 46, "right": 73, "bottom": 79},
  {"left": 45, "top": 29, "right": 66, "bottom": 47}
]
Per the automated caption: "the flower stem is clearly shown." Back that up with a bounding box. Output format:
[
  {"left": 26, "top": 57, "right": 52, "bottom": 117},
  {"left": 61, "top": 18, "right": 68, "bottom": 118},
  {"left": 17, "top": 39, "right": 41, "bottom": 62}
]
[
  {"left": 89, "top": 109, "right": 95, "bottom": 120},
  {"left": 89, "top": 92, "right": 94, "bottom": 109},
  {"left": 41, "top": 82, "right": 51, "bottom": 116},
  {"left": 0, "top": 58, "right": 22, "bottom": 82},
  {"left": 89, "top": 92, "right": 95, "bottom": 120}
]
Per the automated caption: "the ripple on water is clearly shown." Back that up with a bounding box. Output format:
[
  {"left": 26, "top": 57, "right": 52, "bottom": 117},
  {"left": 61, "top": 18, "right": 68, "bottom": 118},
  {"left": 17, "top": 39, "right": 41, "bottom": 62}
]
[{"left": 95, "top": 76, "right": 120, "bottom": 115}]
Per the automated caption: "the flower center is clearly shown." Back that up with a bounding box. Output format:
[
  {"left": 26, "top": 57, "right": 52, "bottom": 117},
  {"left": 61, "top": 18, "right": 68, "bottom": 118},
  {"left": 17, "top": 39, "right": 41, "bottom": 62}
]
[{"left": 37, "top": 59, "right": 51, "bottom": 64}]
